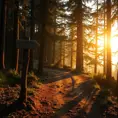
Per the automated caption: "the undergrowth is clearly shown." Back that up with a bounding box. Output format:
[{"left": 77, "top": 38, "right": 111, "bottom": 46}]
[
  {"left": 91, "top": 73, "right": 118, "bottom": 101},
  {"left": 0, "top": 70, "right": 41, "bottom": 88},
  {"left": 0, "top": 70, "right": 20, "bottom": 86}
]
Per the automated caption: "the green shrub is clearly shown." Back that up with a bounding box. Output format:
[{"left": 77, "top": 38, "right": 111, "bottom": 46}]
[
  {"left": 0, "top": 71, "right": 6, "bottom": 85},
  {"left": 0, "top": 70, "right": 20, "bottom": 86}
]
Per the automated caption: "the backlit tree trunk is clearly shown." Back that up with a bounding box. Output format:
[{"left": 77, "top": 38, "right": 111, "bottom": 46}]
[
  {"left": 103, "top": 0, "right": 106, "bottom": 74},
  {"left": 76, "top": 0, "right": 83, "bottom": 73},
  {"left": 95, "top": 0, "right": 98, "bottom": 73},
  {"left": 106, "top": 0, "right": 112, "bottom": 79}
]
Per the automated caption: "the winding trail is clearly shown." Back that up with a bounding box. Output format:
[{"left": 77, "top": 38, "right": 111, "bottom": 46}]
[
  {"left": 33, "top": 68, "right": 101, "bottom": 118},
  {"left": 0, "top": 68, "right": 103, "bottom": 117}
]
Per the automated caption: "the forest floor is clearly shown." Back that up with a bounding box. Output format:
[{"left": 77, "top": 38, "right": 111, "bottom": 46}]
[{"left": 0, "top": 68, "right": 118, "bottom": 118}]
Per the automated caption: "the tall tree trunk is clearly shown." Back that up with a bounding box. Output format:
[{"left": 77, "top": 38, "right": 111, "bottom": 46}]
[
  {"left": 47, "top": 38, "right": 53, "bottom": 65},
  {"left": 63, "top": 41, "right": 65, "bottom": 67},
  {"left": 29, "top": 0, "right": 35, "bottom": 71},
  {"left": 95, "top": 0, "right": 98, "bottom": 73},
  {"left": 38, "top": 0, "right": 48, "bottom": 74},
  {"left": 71, "top": 27, "right": 74, "bottom": 69},
  {"left": 38, "top": 24, "right": 46, "bottom": 74},
  {"left": 52, "top": 13, "right": 56, "bottom": 64},
  {"left": 106, "top": 0, "right": 112, "bottom": 79},
  {"left": 76, "top": 0, "right": 83, "bottom": 73},
  {"left": 0, "top": 0, "right": 7, "bottom": 70},
  {"left": 19, "top": 0, "right": 30, "bottom": 103},
  {"left": 103, "top": 0, "right": 106, "bottom": 74},
  {"left": 71, "top": 41, "right": 73, "bottom": 69},
  {"left": 52, "top": 39, "right": 55, "bottom": 64},
  {"left": 12, "top": 0, "right": 19, "bottom": 71},
  {"left": 59, "top": 40, "right": 63, "bottom": 67},
  {"left": 19, "top": 48, "right": 30, "bottom": 103}
]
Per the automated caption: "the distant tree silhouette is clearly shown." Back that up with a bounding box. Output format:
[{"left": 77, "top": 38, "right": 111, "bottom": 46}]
[
  {"left": 0, "top": 0, "right": 7, "bottom": 70},
  {"left": 38, "top": 0, "right": 48, "bottom": 74},
  {"left": 12, "top": 0, "right": 19, "bottom": 72}
]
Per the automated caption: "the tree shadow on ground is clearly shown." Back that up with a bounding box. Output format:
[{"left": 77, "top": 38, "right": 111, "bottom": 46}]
[
  {"left": 86, "top": 90, "right": 118, "bottom": 118},
  {"left": 40, "top": 72, "right": 73, "bottom": 84},
  {"left": 86, "top": 90, "right": 103, "bottom": 118},
  {"left": 52, "top": 80, "right": 97, "bottom": 118},
  {"left": 0, "top": 100, "right": 25, "bottom": 117}
]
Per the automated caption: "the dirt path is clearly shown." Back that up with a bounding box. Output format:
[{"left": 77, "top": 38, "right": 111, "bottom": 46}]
[
  {"left": 1, "top": 68, "right": 117, "bottom": 118},
  {"left": 31, "top": 68, "right": 100, "bottom": 118}
]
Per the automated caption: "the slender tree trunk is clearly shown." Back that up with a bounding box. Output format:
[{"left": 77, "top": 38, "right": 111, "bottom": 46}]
[
  {"left": 16, "top": 18, "right": 20, "bottom": 72},
  {"left": 0, "top": 0, "right": 7, "bottom": 70},
  {"left": 29, "top": 0, "right": 35, "bottom": 71},
  {"left": 63, "top": 41, "right": 65, "bottom": 67},
  {"left": 47, "top": 39, "right": 53, "bottom": 65},
  {"left": 71, "top": 28, "right": 74, "bottom": 69},
  {"left": 38, "top": 24, "right": 45, "bottom": 74},
  {"left": 76, "top": 0, "right": 83, "bottom": 73},
  {"left": 19, "top": 48, "right": 30, "bottom": 103},
  {"left": 38, "top": 0, "right": 48, "bottom": 74},
  {"left": 12, "top": 0, "right": 19, "bottom": 71},
  {"left": 103, "top": 0, "right": 106, "bottom": 74},
  {"left": 71, "top": 42, "right": 73, "bottom": 69},
  {"left": 19, "top": 0, "right": 29, "bottom": 102},
  {"left": 106, "top": 0, "right": 112, "bottom": 79},
  {"left": 52, "top": 39, "right": 55, "bottom": 64},
  {"left": 52, "top": 13, "right": 56, "bottom": 64},
  {"left": 95, "top": 0, "right": 98, "bottom": 73},
  {"left": 116, "top": 0, "right": 118, "bottom": 97},
  {"left": 60, "top": 40, "right": 63, "bottom": 67},
  {"left": 52, "top": 27, "right": 56, "bottom": 64}
]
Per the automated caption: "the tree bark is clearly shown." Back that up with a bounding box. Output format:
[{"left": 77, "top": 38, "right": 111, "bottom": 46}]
[
  {"left": 52, "top": 39, "right": 55, "bottom": 64},
  {"left": 12, "top": 0, "right": 19, "bottom": 71},
  {"left": 106, "top": 0, "right": 112, "bottom": 79},
  {"left": 63, "top": 41, "right": 65, "bottom": 67},
  {"left": 95, "top": 0, "right": 98, "bottom": 73},
  {"left": 71, "top": 28, "right": 74, "bottom": 69},
  {"left": 76, "top": 0, "right": 83, "bottom": 73},
  {"left": 19, "top": 49, "right": 30, "bottom": 103},
  {"left": 103, "top": 0, "right": 106, "bottom": 74},
  {"left": 38, "top": 0, "right": 48, "bottom": 74},
  {"left": 29, "top": 0, "right": 35, "bottom": 72},
  {"left": 0, "top": 0, "right": 7, "bottom": 70}
]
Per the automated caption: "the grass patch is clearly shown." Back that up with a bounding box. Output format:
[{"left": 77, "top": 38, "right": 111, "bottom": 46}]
[
  {"left": 0, "top": 70, "right": 20, "bottom": 86},
  {"left": 0, "top": 71, "right": 6, "bottom": 86},
  {"left": 5, "top": 69, "right": 20, "bottom": 85},
  {"left": 0, "top": 70, "right": 42, "bottom": 88},
  {"left": 27, "top": 88, "right": 35, "bottom": 96},
  {"left": 27, "top": 72, "right": 41, "bottom": 88}
]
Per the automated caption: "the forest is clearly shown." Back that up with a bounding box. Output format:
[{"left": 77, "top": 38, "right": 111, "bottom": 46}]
[{"left": 0, "top": 0, "right": 118, "bottom": 117}]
